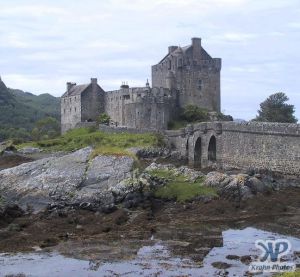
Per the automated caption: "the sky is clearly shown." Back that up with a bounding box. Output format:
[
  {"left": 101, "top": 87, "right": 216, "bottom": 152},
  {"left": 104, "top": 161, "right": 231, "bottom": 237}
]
[{"left": 0, "top": 0, "right": 299, "bottom": 120}]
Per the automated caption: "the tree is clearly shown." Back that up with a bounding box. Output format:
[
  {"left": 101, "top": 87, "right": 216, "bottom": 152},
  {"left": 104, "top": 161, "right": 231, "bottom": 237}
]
[
  {"left": 181, "top": 105, "right": 210, "bottom": 122},
  {"left": 254, "top": 92, "right": 297, "bottom": 123},
  {"left": 32, "top": 117, "right": 60, "bottom": 140},
  {"left": 97, "top": 113, "right": 110, "bottom": 125}
]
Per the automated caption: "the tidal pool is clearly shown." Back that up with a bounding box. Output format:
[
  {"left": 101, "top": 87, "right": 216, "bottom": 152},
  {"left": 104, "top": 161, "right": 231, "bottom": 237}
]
[{"left": 1, "top": 227, "right": 300, "bottom": 277}]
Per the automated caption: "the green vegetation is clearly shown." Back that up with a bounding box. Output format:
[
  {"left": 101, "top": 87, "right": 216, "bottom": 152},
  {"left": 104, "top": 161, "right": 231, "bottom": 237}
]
[
  {"left": 276, "top": 271, "right": 300, "bottom": 277},
  {"left": 149, "top": 169, "right": 217, "bottom": 202},
  {"left": 254, "top": 92, "right": 297, "bottom": 123},
  {"left": 181, "top": 105, "right": 210, "bottom": 122},
  {"left": 96, "top": 113, "right": 110, "bottom": 125},
  {"left": 168, "top": 105, "right": 233, "bottom": 130},
  {"left": 31, "top": 117, "right": 60, "bottom": 141},
  {"left": 19, "top": 127, "right": 163, "bottom": 157},
  {"left": 0, "top": 78, "right": 60, "bottom": 141}
]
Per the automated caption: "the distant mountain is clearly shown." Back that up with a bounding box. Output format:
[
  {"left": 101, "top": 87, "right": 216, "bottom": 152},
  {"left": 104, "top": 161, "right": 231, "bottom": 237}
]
[
  {"left": 0, "top": 77, "right": 60, "bottom": 141},
  {"left": 233, "top": 118, "right": 247, "bottom": 123}
]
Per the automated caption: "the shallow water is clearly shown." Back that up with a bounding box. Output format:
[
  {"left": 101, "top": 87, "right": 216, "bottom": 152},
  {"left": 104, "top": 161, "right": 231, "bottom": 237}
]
[{"left": 1, "top": 227, "right": 300, "bottom": 277}]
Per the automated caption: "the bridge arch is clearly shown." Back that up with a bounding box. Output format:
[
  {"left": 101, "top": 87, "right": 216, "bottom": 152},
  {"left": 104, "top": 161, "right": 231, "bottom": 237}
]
[
  {"left": 194, "top": 137, "right": 202, "bottom": 167},
  {"left": 208, "top": 135, "right": 217, "bottom": 162}
]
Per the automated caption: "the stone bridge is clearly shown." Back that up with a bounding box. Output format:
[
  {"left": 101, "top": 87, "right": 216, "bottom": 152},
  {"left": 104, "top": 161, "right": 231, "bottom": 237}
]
[{"left": 165, "top": 122, "right": 300, "bottom": 176}]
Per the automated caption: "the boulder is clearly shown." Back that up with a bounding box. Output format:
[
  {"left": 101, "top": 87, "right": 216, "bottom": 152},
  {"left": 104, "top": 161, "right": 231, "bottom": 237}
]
[
  {"left": 0, "top": 147, "right": 135, "bottom": 213},
  {"left": 204, "top": 171, "right": 231, "bottom": 188},
  {"left": 245, "top": 177, "right": 271, "bottom": 194},
  {"left": 18, "top": 147, "right": 42, "bottom": 154}
]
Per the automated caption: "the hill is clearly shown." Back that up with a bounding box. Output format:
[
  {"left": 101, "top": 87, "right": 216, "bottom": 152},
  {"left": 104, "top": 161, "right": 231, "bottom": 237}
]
[{"left": 0, "top": 77, "right": 60, "bottom": 141}]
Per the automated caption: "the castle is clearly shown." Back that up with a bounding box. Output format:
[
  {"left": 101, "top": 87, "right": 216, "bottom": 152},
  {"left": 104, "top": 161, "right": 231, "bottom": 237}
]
[{"left": 61, "top": 38, "right": 221, "bottom": 133}]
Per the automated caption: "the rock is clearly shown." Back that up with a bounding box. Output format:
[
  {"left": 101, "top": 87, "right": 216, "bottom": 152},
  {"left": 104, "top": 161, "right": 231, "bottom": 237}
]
[
  {"left": 218, "top": 174, "right": 254, "bottom": 202},
  {"left": 0, "top": 147, "right": 135, "bottom": 213},
  {"left": 204, "top": 172, "right": 231, "bottom": 188},
  {"left": 240, "top": 255, "right": 252, "bottom": 265},
  {"left": 177, "top": 166, "right": 204, "bottom": 182},
  {"left": 18, "top": 147, "right": 41, "bottom": 154},
  {"left": 145, "top": 162, "right": 175, "bottom": 172},
  {"left": 135, "top": 147, "right": 170, "bottom": 158},
  {"left": 245, "top": 177, "right": 271, "bottom": 194},
  {"left": 0, "top": 141, "right": 16, "bottom": 155},
  {"left": 226, "top": 255, "right": 240, "bottom": 260},
  {"left": 211, "top": 261, "right": 232, "bottom": 269}
]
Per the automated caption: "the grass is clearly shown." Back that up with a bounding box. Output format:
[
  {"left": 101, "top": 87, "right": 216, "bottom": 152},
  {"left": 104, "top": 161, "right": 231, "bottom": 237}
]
[
  {"left": 149, "top": 169, "right": 217, "bottom": 202},
  {"left": 18, "top": 127, "right": 164, "bottom": 158},
  {"left": 167, "top": 120, "right": 189, "bottom": 130},
  {"left": 276, "top": 271, "right": 300, "bottom": 277}
]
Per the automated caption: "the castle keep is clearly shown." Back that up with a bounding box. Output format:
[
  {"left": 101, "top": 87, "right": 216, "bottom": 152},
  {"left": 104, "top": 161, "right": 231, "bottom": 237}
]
[{"left": 61, "top": 38, "right": 221, "bottom": 133}]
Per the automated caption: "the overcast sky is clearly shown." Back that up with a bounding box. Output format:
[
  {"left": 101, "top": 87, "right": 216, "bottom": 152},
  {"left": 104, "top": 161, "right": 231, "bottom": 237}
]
[{"left": 0, "top": 0, "right": 299, "bottom": 120}]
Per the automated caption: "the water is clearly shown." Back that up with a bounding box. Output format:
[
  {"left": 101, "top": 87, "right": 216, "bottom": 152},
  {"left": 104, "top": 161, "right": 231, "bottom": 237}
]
[{"left": 1, "top": 227, "right": 300, "bottom": 277}]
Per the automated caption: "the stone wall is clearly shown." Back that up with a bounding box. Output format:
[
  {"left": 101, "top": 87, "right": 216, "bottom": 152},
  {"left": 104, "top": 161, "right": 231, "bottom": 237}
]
[
  {"left": 152, "top": 38, "right": 221, "bottom": 112},
  {"left": 165, "top": 122, "right": 300, "bottom": 176},
  {"left": 81, "top": 81, "right": 105, "bottom": 122},
  {"left": 61, "top": 94, "right": 82, "bottom": 134},
  {"left": 61, "top": 80, "right": 105, "bottom": 134},
  {"left": 99, "top": 124, "right": 156, "bottom": 134},
  {"left": 105, "top": 87, "right": 176, "bottom": 130}
]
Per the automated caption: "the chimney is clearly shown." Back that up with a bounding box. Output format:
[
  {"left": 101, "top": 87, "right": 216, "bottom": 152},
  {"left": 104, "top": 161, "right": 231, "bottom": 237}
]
[
  {"left": 66, "top": 82, "right": 76, "bottom": 93},
  {"left": 168, "top": 46, "right": 178, "bottom": 54},
  {"left": 191, "top": 37, "right": 201, "bottom": 62},
  {"left": 91, "top": 78, "right": 97, "bottom": 85}
]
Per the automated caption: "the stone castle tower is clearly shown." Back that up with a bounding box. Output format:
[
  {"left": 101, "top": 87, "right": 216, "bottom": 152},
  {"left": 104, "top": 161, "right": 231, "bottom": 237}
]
[
  {"left": 61, "top": 37, "right": 221, "bottom": 133},
  {"left": 152, "top": 37, "right": 221, "bottom": 112}
]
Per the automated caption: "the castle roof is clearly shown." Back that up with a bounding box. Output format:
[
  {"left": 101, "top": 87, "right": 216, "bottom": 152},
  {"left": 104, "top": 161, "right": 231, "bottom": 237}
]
[
  {"left": 62, "top": 84, "right": 90, "bottom": 97},
  {"left": 158, "top": 44, "right": 212, "bottom": 64}
]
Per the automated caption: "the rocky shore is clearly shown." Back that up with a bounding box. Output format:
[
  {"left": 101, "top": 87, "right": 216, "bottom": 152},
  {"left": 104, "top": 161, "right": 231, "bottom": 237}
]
[{"left": 0, "top": 146, "right": 300, "bottom": 276}]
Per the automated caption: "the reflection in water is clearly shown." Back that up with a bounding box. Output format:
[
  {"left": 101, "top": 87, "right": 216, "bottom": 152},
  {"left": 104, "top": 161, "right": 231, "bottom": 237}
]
[{"left": 0, "top": 227, "right": 300, "bottom": 277}]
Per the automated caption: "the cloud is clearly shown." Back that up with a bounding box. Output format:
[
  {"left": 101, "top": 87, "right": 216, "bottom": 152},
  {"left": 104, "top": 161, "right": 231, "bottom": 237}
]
[
  {"left": 210, "top": 32, "right": 259, "bottom": 43},
  {"left": 0, "top": 0, "right": 299, "bottom": 120}
]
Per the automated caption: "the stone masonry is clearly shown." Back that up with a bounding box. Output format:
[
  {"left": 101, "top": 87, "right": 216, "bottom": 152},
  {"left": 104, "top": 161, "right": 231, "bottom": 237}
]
[
  {"left": 165, "top": 122, "right": 300, "bottom": 176},
  {"left": 61, "top": 37, "right": 221, "bottom": 133}
]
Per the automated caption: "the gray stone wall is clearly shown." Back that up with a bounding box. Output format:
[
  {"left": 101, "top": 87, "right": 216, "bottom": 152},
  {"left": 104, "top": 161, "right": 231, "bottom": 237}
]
[
  {"left": 99, "top": 124, "right": 157, "bottom": 134},
  {"left": 105, "top": 86, "right": 176, "bottom": 130},
  {"left": 165, "top": 122, "right": 300, "bottom": 176},
  {"left": 152, "top": 38, "right": 221, "bottom": 112},
  {"left": 81, "top": 81, "right": 105, "bottom": 122},
  {"left": 61, "top": 79, "right": 105, "bottom": 134},
  {"left": 61, "top": 94, "right": 82, "bottom": 134}
]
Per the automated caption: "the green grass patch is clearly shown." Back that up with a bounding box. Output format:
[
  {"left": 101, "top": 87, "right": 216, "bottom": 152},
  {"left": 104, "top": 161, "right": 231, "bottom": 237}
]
[
  {"left": 167, "top": 120, "right": 189, "bottom": 130},
  {"left": 276, "top": 271, "right": 300, "bottom": 277},
  {"left": 150, "top": 169, "right": 216, "bottom": 202},
  {"left": 18, "top": 127, "right": 163, "bottom": 157}
]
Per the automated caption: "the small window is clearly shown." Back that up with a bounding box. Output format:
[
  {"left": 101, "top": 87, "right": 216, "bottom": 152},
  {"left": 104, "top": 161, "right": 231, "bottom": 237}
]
[
  {"left": 70, "top": 98, "right": 72, "bottom": 103},
  {"left": 168, "top": 60, "right": 171, "bottom": 70},
  {"left": 197, "top": 80, "right": 202, "bottom": 90},
  {"left": 70, "top": 108, "right": 71, "bottom": 112},
  {"left": 178, "top": 58, "right": 183, "bottom": 68},
  {"left": 75, "top": 107, "right": 77, "bottom": 112},
  {"left": 64, "top": 109, "right": 66, "bottom": 114}
]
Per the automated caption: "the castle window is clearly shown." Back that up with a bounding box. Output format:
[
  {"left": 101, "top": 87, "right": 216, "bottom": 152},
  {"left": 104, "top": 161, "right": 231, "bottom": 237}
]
[
  {"left": 70, "top": 108, "right": 71, "bottom": 112},
  {"left": 75, "top": 107, "right": 77, "bottom": 112},
  {"left": 70, "top": 98, "right": 71, "bottom": 103},
  {"left": 168, "top": 60, "right": 171, "bottom": 70},
  {"left": 177, "top": 58, "right": 183, "bottom": 68},
  {"left": 197, "top": 80, "right": 202, "bottom": 90},
  {"left": 64, "top": 109, "right": 66, "bottom": 114}
]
